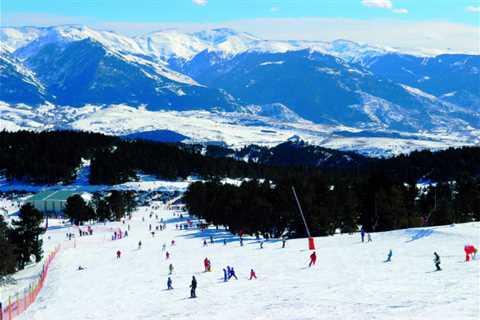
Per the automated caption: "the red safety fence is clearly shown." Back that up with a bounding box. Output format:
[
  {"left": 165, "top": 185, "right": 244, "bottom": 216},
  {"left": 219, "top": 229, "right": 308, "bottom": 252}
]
[{"left": 1, "top": 245, "right": 60, "bottom": 320}]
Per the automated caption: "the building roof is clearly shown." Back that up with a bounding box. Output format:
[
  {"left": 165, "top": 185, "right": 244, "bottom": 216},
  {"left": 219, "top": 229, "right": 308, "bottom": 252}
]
[{"left": 27, "top": 190, "right": 84, "bottom": 202}]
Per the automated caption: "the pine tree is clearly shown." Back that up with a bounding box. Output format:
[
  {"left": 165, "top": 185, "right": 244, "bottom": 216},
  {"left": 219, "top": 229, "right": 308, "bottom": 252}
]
[
  {"left": 0, "top": 215, "right": 17, "bottom": 277},
  {"left": 10, "top": 204, "right": 45, "bottom": 270},
  {"left": 64, "top": 194, "right": 90, "bottom": 225}
]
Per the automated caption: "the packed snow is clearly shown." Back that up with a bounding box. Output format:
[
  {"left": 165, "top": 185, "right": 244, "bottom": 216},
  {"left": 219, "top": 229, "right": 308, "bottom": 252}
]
[{"left": 6, "top": 202, "right": 479, "bottom": 320}]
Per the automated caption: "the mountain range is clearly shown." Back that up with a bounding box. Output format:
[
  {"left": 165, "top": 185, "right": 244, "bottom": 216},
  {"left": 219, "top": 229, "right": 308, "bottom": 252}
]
[{"left": 0, "top": 25, "right": 479, "bottom": 156}]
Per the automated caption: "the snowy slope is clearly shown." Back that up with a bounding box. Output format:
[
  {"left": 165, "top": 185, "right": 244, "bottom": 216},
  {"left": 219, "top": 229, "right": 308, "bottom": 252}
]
[{"left": 14, "top": 203, "right": 480, "bottom": 320}]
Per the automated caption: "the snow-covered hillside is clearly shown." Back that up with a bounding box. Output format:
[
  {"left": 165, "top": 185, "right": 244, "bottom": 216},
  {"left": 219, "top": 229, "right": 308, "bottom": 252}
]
[
  {"left": 11, "top": 203, "right": 480, "bottom": 320},
  {"left": 0, "top": 25, "right": 396, "bottom": 63},
  {"left": 1, "top": 102, "right": 476, "bottom": 156}
]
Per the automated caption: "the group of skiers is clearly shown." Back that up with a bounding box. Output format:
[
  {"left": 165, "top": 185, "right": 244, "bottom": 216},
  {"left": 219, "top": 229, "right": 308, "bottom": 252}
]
[
  {"left": 111, "top": 203, "right": 477, "bottom": 301},
  {"left": 464, "top": 245, "right": 477, "bottom": 262},
  {"left": 223, "top": 266, "right": 238, "bottom": 281},
  {"left": 360, "top": 228, "right": 372, "bottom": 243}
]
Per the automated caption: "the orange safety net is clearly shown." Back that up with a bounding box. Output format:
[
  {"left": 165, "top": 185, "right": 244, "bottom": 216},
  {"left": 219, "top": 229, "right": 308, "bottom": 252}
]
[{"left": 1, "top": 245, "right": 60, "bottom": 320}]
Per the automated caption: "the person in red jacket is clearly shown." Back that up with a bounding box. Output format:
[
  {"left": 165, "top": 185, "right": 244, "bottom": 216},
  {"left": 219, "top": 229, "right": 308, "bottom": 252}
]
[
  {"left": 309, "top": 251, "right": 317, "bottom": 267},
  {"left": 465, "top": 245, "right": 471, "bottom": 262},
  {"left": 204, "top": 257, "right": 210, "bottom": 272},
  {"left": 249, "top": 269, "right": 257, "bottom": 280}
]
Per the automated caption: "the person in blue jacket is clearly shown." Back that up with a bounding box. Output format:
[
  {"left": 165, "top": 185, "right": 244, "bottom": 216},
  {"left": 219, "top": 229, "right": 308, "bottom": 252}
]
[
  {"left": 229, "top": 267, "right": 238, "bottom": 280},
  {"left": 223, "top": 268, "right": 228, "bottom": 282},
  {"left": 167, "top": 277, "right": 173, "bottom": 290}
]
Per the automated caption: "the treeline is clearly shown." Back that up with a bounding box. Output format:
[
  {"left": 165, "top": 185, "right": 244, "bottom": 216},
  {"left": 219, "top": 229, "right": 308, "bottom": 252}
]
[
  {"left": 64, "top": 191, "right": 137, "bottom": 225},
  {"left": 0, "top": 130, "right": 115, "bottom": 184},
  {"left": 2, "top": 131, "right": 479, "bottom": 188},
  {"left": 0, "top": 204, "right": 45, "bottom": 279},
  {"left": 184, "top": 172, "right": 480, "bottom": 238},
  {"left": 89, "top": 140, "right": 267, "bottom": 185}
]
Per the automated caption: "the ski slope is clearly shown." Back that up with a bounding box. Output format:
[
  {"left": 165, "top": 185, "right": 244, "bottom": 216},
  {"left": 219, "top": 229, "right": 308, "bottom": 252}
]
[{"left": 17, "top": 204, "right": 480, "bottom": 320}]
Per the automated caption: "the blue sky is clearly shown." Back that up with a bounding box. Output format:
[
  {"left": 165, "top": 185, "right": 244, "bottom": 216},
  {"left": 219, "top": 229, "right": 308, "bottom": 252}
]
[
  {"left": 1, "top": 0, "right": 479, "bottom": 53},
  {"left": 2, "top": 0, "right": 479, "bottom": 25}
]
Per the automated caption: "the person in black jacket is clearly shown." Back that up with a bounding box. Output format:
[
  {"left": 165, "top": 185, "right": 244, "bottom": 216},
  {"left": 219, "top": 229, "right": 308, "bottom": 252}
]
[
  {"left": 190, "top": 276, "right": 197, "bottom": 298},
  {"left": 433, "top": 252, "right": 441, "bottom": 271}
]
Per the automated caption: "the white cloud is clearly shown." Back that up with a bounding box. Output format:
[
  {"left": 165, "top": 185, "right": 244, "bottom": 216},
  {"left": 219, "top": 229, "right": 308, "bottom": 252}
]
[
  {"left": 393, "top": 8, "right": 408, "bottom": 14},
  {"left": 192, "top": 0, "right": 207, "bottom": 6},
  {"left": 270, "top": 7, "right": 280, "bottom": 13},
  {"left": 466, "top": 6, "right": 480, "bottom": 13},
  {"left": 361, "top": 0, "right": 393, "bottom": 9}
]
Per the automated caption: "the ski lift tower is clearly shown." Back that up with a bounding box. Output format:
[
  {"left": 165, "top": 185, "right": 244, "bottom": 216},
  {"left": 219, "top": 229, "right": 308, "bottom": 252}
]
[{"left": 292, "top": 186, "right": 315, "bottom": 250}]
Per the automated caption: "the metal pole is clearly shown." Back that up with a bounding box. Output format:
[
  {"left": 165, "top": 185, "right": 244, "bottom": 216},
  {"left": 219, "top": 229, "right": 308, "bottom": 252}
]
[{"left": 292, "top": 186, "right": 311, "bottom": 238}]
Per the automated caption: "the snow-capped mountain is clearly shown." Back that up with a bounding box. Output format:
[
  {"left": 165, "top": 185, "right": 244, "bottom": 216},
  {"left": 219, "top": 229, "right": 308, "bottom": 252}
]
[{"left": 0, "top": 25, "right": 478, "bottom": 156}]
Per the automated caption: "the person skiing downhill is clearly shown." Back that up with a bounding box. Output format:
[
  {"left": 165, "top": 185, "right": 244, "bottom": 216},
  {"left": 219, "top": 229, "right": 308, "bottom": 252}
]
[
  {"left": 309, "top": 251, "right": 317, "bottom": 267},
  {"left": 162, "top": 243, "right": 167, "bottom": 251},
  {"left": 433, "top": 252, "right": 441, "bottom": 271},
  {"left": 169, "top": 263, "right": 174, "bottom": 275},
  {"left": 367, "top": 233, "right": 372, "bottom": 242},
  {"left": 116, "top": 250, "right": 121, "bottom": 259},
  {"left": 167, "top": 277, "right": 173, "bottom": 290},
  {"left": 166, "top": 251, "right": 170, "bottom": 260},
  {"left": 204, "top": 258, "right": 210, "bottom": 272},
  {"left": 385, "top": 249, "right": 392, "bottom": 262},
  {"left": 282, "top": 238, "right": 287, "bottom": 248},
  {"left": 138, "top": 241, "right": 142, "bottom": 249},
  {"left": 361, "top": 228, "right": 366, "bottom": 243},
  {"left": 190, "top": 276, "right": 197, "bottom": 298},
  {"left": 223, "top": 268, "right": 228, "bottom": 282},
  {"left": 229, "top": 267, "right": 238, "bottom": 280},
  {"left": 249, "top": 269, "right": 257, "bottom": 280},
  {"left": 203, "top": 239, "right": 208, "bottom": 247},
  {"left": 260, "top": 241, "right": 264, "bottom": 249}
]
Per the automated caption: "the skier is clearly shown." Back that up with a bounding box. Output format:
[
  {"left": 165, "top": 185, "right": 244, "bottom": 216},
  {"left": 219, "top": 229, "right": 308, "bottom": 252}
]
[
  {"left": 367, "top": 233, "right": 372, "bottom": 242},
  {"left": 240, "top": 238, "right": 244, "bottom": 247},
  {"left": 260, "top": 241, "right": 264, "bottom": 249},
  {"left": 223, "top": 268, "right": 228, "bottom": 282},
  {"left": 171, "top": 240, "right": 176, "bottom": 246},
  {"left": 282, "top": 238, "right": 286, "bottom": 248},
  {"left": 169, "top": 263, "right": 174, "bottom": 275},
  {"left": 162, "top": 243, "right": 167, "bottom": 251},
  {"left": 309, "top": 251, "right": 317, "bottom": 267},
  {"left": 138, "top": 241, "right": 142, "bottom": 249},
  {"left": 190, "top": 276, "right": 197, "bottom": 298},
  {"left": 203, "top": 239, "right": 208, "bottom": 247},
  {"left": 210, "top": 235, "right": 214, "bottom": 244},
  {"left": 166, "top": 251, "right": 170, "bottom": 260},
  {"left": 361, "top": 228, "right": 365, "bottom": 243},
  {"left": 229, "top": 267, "right": 238, "bottom": 280},
  {"left": 385, "top": 249, "right": 392, "bottom": 262},
  {"left": 167, "top": 277, "right": 173, "bottom": 290},
  {"left": 204, "top": 257, "right": 210, "bottom": 272},
  {"left": 433, "top": 252, "right": 441, "bottom": 271},
  {"left": 116, "top": 250, "right": 121, "bottom": 259},
  {"left": 464, "top": 245, "right": 471, "bottom": 262},
  {"left": 149, "top": 224, "right": 152, "bottom": 231},
  {"left": 223, "top": 239, "right": 227, "bottom": 246},
  {"left": 249, "top": 269, "right": 257, "bottom": 280}
]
